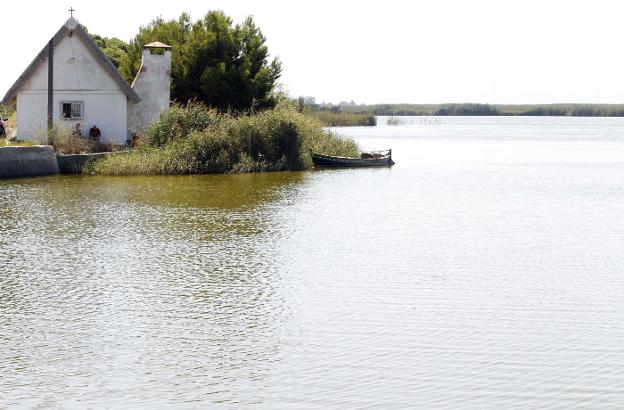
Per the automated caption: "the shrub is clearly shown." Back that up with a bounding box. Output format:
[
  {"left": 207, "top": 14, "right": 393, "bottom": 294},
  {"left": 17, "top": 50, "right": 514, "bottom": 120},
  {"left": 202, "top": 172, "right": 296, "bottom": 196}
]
[
  {"left": 0, "top": 103, "right": 14, "bottom": 120},
  {"left": 89, "top": 104, "right": 359, "bottom": 175},
  {"left": 142, "top": 102, "right": 222, "bottom": 147}
]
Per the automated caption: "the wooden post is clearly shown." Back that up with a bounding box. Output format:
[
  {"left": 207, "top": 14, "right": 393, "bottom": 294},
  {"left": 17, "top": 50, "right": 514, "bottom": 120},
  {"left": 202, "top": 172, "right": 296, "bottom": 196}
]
[{"left": 47, "top": 39, "right": 54, "bottom": 136}]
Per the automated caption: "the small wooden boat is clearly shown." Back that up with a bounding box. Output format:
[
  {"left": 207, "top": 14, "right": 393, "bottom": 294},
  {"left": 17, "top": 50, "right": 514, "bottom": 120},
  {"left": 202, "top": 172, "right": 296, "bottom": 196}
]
[{"left": 312, "top": 149, "right": 395, "bottom": 168}]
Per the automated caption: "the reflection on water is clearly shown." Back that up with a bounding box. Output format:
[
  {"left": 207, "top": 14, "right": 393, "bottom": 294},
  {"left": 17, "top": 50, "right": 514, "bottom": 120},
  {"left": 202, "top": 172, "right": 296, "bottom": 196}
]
[
  {"left": 0, "top": 173, "right": 306, "bottom": 408},
  {"left": 3, "top": 117, "right": 624, "bottom": 408}
]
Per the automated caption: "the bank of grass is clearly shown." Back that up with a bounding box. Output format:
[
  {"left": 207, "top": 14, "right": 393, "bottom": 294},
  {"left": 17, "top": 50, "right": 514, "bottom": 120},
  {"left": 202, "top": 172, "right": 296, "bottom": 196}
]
[
  {"left": 87, "top": 104, "right": 360, "bottom": 175},
  {"left": 312, "top": 111, "right": 376, "bottom": 127}
]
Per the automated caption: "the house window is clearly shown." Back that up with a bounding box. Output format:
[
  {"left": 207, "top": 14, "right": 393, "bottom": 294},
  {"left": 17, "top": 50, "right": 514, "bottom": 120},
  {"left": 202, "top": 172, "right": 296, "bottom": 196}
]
[{"left": 61, "top": 101, "right": 83, "bottom": 120}]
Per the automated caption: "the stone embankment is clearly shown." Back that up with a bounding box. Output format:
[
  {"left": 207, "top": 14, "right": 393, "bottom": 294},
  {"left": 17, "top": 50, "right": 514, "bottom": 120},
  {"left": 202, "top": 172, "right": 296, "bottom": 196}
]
[
  {"left": 0, "top": 145, "right": 112, "bottom": 178},
  {"left": 56, "top": 152, "right": 112, "bottom": 174},
  {"left": 0, "top": 146, "right": 59, "bottom": 178}
]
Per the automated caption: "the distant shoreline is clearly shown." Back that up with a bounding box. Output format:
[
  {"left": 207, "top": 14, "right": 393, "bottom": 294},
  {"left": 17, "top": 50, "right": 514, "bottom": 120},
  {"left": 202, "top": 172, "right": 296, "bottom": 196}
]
[
  {"left": 339, "top": 103, "right": 624, "bottom": 117},
  {"left": 308, "top": 103, "right": 624, "bottom": 127}
]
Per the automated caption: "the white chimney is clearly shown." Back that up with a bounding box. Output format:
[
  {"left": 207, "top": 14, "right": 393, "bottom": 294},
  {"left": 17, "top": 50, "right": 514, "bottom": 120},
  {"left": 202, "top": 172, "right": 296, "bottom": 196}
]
[{"left": 128, "top": 42, "right": 172, "bottom": 136}]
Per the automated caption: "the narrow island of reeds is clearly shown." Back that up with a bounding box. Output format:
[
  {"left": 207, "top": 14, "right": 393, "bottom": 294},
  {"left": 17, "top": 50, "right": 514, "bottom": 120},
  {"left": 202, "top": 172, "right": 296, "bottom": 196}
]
[
  {"left": 386, "top": 116, "right": 403, "bottom": 126},
  {"left": 86, "top": 103, "right": 360, "bottom": 175},
  {"left": 293, "top": 98, "right": 376, "bottom": 126},
  {"left": 311, "top": 111, "right": 377, "bottom": 127}
]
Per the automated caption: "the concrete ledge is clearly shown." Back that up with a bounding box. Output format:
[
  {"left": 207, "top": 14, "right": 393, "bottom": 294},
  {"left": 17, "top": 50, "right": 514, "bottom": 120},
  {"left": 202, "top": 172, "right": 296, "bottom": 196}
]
[
  {"left": 0, "top": 145, "right": 59, "bottom": 178},
  {"left": 57, "top": 152, "right": 115, "bottom": 174}
]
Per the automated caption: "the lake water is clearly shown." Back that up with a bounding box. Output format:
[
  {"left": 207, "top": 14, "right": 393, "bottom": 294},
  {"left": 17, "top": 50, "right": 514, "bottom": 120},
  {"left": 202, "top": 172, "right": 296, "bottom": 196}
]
[{"left": 2, "top": 116, "right": 624, "bottom": 408}]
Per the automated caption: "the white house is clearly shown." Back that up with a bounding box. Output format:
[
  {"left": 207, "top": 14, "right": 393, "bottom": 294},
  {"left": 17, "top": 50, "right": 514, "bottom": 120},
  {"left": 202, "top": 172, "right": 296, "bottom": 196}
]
[{"left": 1, "top": 17, "right": 171, "bottom": 144}]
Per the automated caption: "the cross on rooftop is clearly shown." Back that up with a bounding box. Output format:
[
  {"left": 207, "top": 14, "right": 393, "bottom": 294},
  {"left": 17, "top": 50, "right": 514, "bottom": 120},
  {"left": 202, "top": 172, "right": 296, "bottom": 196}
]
[{"left": 69, "top": 7, "right": 75, "bottom": 17}]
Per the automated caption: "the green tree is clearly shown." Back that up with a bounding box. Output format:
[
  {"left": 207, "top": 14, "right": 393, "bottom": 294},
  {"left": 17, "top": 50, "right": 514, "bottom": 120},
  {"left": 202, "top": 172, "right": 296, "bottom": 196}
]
[
  {"left": 90, "top": 34, "right": 130, "bottom": 69},
  {"left": 118, "top": 11, "right": 281, "bottom": 112},
  {"left": 118, "top": 13, "right": 191, "bottom": 88}
]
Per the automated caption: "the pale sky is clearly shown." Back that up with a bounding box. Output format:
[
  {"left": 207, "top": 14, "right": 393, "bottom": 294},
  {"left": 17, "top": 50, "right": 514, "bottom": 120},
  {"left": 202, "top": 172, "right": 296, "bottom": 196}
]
[{"left": 4, "top": 0, "right": 624, "bottom": 104}]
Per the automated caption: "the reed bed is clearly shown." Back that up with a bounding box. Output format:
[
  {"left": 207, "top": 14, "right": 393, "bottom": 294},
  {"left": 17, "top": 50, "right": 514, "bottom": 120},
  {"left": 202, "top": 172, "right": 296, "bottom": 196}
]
[
  {"left": 87, "top": 103, "right": 360, "bottom": 175},
  {"left": 386, "top": 116, "right": 403, "bottom": 126},
  {"left": 312, "top": 111, "right": 376, "bottom": 127}
]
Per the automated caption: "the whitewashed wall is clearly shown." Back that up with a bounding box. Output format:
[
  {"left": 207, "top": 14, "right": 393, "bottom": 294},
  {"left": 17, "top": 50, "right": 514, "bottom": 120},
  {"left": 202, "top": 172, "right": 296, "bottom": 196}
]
[
  {"left": 128, "top": 49, "right": 172, "bottom": 135},
  {"left": 16, "top": 32, "right": 128, "bottom": 144}
]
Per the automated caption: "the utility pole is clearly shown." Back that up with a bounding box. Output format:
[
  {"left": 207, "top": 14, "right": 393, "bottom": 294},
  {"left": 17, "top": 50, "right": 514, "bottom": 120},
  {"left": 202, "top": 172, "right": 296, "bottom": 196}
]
[{"left": 47, "top": 38, "right": 53, "bottom": 136}]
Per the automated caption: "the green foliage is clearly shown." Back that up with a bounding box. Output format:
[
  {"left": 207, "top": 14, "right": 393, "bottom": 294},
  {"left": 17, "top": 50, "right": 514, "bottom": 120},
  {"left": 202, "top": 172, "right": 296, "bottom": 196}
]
[
  {"left": 118, "top": 13, "right": 191, "bottom": 85},
  {"left": 116, "top": 11, "right": 281, "bottom": 112},
  {"left": 435, "top": 103, "right": 500, "bottom": 116},
  {"left": 0, "top": 103, "right": 15, "bottom": 120},
  {"left": 512, "top": 104, "right": 624, "bottom": 117},
  {"left": 88, "top": 104, "right": 359, "bottom": 175},
  {"left": 293, "top": 96, "right": 376, "bottom": 126},
  {"left": 312, "top": 111, "right": 376, "bottom": 127},
  {"left": 336, "top": 102, "right": 624, "bottom": 117},
  {"left": 386, "top": 116, "right": 403, "bottom": 126},
  {"left": 142, "top": 103, "right": 222, "bottom": 147},
  {"left": 90, "top": 34, "right": 129, "bottom": 69},
  {"left": 0, "top": 104, "right": 16, "bottom": 138}
]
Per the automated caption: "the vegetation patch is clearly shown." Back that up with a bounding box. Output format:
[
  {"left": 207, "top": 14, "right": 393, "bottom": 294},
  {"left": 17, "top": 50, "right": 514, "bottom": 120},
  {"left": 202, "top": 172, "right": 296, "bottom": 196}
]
[
  {"left": 326, "top": 102, "right": 624, "bottom": 117},
  {"left": 434, "top": 103, "right": 500, "bottom": 116},
  {"left": 294, "top": 97, "right": 376, "bottom": 127},
  {"left": 0, "top": 103, "right": 14, "bottom": 121},
  {"left": 91, "top": 11, "right": 282, "bottom": 113},
  {"left": 311, "top": 111, "right": 376, "bottom": 127},
  {"left": 386, "top": 116, "right": 403, "bottom": 126},
  {"left": 46, "top": 127, "right": 97, "bottom": 154},
  {"left": 0, "top": 104, "right": 16, "bottom": 143},
  {"left": 86, "top": 103, "right": 359, "bottom": 175}
]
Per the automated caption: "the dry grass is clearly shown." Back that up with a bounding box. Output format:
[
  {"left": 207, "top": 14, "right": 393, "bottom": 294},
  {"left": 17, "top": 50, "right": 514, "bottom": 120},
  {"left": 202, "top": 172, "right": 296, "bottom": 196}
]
[{"left": 47, "top": 127, "right": 98, "bottom": 154}]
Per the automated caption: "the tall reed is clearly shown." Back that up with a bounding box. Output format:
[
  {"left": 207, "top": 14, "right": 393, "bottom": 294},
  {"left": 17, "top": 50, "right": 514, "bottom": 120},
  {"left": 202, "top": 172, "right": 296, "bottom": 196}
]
[
  {"left": 386, "top": 116, "right": 403, "bottom": 126},
  {"left": 312, "top": 111, "right": 376, "bottom": 127},
  {"left": 88, "top": 103, "right": 360, "bottom": 175}
]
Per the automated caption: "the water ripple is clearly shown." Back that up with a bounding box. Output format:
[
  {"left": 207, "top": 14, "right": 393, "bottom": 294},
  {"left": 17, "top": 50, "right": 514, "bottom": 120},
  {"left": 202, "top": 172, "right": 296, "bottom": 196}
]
[{"left": 3, "top": 120, "right": 624, "bottom": 408}]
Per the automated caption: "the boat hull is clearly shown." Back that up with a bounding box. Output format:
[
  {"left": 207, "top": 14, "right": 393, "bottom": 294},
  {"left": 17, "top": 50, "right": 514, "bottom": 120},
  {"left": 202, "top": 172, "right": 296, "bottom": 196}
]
[{"left": 311, "top": 153, "right": 395, "bottom": 168}]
